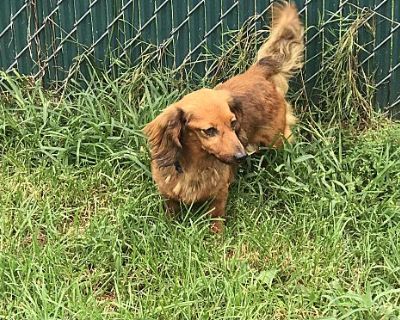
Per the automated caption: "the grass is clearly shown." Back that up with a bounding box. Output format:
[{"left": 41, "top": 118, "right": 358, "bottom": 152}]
[{"left": 1, "top": 15, "right": 400, "bottom": 319}]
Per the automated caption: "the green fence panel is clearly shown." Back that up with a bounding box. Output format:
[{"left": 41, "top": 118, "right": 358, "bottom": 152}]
[
  {"left": 0, "top": 1, "right": 13, "bottom": 69},
  {"left": 374, "top": 0, "right": 392, "bottom": 108},
  {"left": 358, "top": 0, "right": 374, "bottom": 79},
  {"left": 205, "top": 0, "right": 222, "bottom": 61},
  {"left": 10, "top": 0, "right": 30, "bottom": 75},
  {"left": 156, "top": 0, "right": 173, "bottom": 66},
  {"left": 304, "top": 0, "right": 322, "bottom": 90},
  {"left": 188, "top": 0, "right": 205, "bottom": 75},
  {"left": 389, "top": 0, "right": 400, "bottom": 114},
  {"left": 172, "top": 0, "right": 189, "bottom": 67},
  {"left": 0, "top": 0, "right": 399, "bottom": 114},
  {"left": 238, "top": 0, "right": 255, "bottom": 26}
]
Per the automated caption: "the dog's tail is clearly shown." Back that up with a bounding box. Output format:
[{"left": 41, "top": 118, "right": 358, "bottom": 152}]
[{"left": 255, "top": 2, "right": 304, "bottom": 93}]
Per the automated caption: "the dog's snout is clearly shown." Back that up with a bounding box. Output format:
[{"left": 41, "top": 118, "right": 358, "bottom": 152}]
[{"left": 234, "top": 151, "right": 247, "bottom": 161}]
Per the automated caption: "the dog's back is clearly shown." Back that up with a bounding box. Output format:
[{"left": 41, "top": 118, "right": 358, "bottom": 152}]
[{"left": 216, "top": 2, "right": 304, "bottom": 147}]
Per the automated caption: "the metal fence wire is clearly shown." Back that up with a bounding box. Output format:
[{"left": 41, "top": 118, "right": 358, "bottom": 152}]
[{"left": 0, "top": 0, "right": 399, "bottom": 114}]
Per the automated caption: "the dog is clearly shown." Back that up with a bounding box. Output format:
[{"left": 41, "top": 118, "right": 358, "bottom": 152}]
[{"left": 144, "top": 2, "right": 304, "bottom": 233}]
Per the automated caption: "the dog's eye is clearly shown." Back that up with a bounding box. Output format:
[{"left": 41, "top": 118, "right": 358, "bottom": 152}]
[
  {"left": 231, "top": 120, "right": 238, "bottom": 130},
  {"left": 202, "top": 127, "right": 218, "bottom": 137}
]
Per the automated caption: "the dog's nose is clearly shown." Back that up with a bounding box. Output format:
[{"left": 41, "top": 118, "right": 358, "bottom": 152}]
[{"left": 234, "top": 151, "right": 247, "bottom": 161}]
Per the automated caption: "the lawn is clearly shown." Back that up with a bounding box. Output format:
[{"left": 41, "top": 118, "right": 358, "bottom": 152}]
[{"left": 1, "top": 54, "right": 400, "bottom": 319}]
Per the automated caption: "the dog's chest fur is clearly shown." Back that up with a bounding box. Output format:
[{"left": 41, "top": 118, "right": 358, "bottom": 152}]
[{"left": 153, "top": 160, "right": 233, "bottom": 203}]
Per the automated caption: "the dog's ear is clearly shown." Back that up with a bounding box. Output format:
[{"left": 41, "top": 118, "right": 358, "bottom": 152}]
[
  {"left": 144, "top": 105, "right": 186, "bottom": 168},
  {"left": 228, "top": 96, "right": 248, "bottom": 146},
  {"left": 228, "top": 96, "right": 243, "bottom": 118}
]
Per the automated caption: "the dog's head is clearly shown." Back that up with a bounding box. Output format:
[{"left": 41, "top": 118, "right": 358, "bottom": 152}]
[{"left": 144, "top": 88, "right": 246, "bottom": 167}]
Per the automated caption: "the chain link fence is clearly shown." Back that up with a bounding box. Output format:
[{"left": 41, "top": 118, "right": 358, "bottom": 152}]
[{"left": 0, "top": 0, "right": 399, "bottom": 114}]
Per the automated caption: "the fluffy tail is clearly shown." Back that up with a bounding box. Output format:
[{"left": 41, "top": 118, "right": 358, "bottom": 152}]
[{"left": 256, "top": 2, "right": 304, "bottom": 93}]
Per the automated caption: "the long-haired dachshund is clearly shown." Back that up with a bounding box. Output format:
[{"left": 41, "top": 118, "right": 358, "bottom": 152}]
[{"left": 144, "top": 3, "right": 304, "bottom": 232}]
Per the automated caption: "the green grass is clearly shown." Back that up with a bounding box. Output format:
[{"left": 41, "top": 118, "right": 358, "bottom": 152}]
[{"left": 1, "top": 19, "right": 400, "bottom": 317}]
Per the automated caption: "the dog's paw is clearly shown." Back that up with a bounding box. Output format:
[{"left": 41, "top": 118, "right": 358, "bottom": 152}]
[
  {"left": 210, "top": 220, "right": 224, "bottom": 234},
  {"left": 164, "top": 199, "right": 180, "bottom": 218}
]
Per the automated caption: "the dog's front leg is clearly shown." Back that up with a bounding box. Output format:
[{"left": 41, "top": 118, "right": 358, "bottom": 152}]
[
  {"left": 210, "top": 188, "right": 229, "bottom": 233},
  {"left": 164, "top": 198, "right": 180, "bottom": 217}
]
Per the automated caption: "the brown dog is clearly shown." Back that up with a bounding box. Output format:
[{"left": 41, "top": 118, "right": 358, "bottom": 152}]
[{"left": 144, "top": 3, "right": 304, "bottom": 232}]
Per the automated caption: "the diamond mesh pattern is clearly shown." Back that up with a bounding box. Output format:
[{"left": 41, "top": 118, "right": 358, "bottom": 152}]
[{"left": 0, "top": 0, "right": 399, "bottom": 113}]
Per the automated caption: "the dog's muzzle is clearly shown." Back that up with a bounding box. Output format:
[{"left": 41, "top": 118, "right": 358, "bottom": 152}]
[{"left": 234, "top": 151, "right": 247, "bottom": 162}]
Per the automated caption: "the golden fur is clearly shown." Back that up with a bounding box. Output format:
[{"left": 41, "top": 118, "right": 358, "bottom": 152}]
[{"left": 144, "top": 2, "right": 304, "bottom": 232}]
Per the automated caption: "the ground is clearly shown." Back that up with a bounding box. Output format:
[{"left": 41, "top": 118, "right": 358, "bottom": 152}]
[{"left": 1, "top": 70, "right": 400, "bottom": 319}]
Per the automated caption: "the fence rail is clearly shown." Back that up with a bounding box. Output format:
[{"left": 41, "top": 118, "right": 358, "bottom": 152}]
[{"left": 0, "top": 0, "right": 399, "bottom": 114}]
